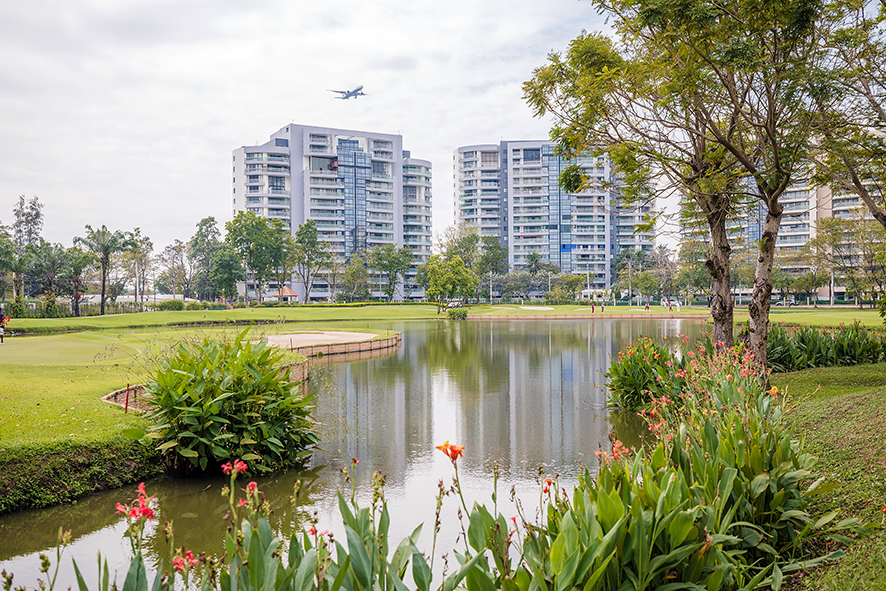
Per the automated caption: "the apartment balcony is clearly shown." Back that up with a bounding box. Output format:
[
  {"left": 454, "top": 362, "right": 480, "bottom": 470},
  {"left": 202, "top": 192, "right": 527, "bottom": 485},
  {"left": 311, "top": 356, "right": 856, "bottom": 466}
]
[{"left": 246, "top": 155, "right": 290, "bottom": 163}]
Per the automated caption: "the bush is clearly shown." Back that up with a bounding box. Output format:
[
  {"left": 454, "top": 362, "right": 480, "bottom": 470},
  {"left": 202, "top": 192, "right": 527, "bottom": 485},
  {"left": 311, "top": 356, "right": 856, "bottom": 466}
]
[
  {"left": 604, "top": 336, "right": 684, "bottom": 410},
  {"left": 765, "top": 322, "right": 886, "bottom": 372},
  {"left": 156, "top": 299, "right": 184, "bottom": 311},
  {"left": 447, "top": 307, "right": 468, "bottom": 320},
  {"left": 185, "top": 301, "right": 203, "bottom": 311},
  {"left": 138, "top": 329, "right": 319, "bottom": 475}
]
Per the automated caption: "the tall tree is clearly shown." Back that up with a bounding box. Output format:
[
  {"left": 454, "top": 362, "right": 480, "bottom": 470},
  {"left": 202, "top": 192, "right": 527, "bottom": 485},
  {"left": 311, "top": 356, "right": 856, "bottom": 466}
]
[
  {"left": 527, "top": 0, "right": 824, "bottom": 370},
  {"left": 27, "top": 239, "right": 67, "bottom": 317},
  {"left": 210, "top": 246, "right": 245, "bottom": 303},
  {"left": 225, "top": 212, "right": 279, "bottom": 304},
  {"left": 74, "top": 225, "right": 132, "bottom": 315},
  {"left": 368, "top": 244, "right": 413, "bottom": 301},
  {"left": 524, "top": 24, "right": 744, "bottom": 345},
  {"left": 13, "top": 195, "right": 43, "bottom": 256},
  {"left": 341, "top": 254, "right": 370, "bottom": 301},
  {"left": 189, "top": 217, "right": 223, "bottom": 300},
  {"left": 62, "top": 247, "right": 94, "bottom": 317},
  {"left": 437, "top": 223, "right": 481, "bottom": 270},
  {"left": 810, "top": 0, "right": 886, "bottom": 229},
  {"left": 291, "top": 220, "right": 331, "bottom": 303},
  {"left": 158, "top": 240, "right": 196, "bottom": 299},
  {"left": 120, "top": 228, "right": 154, "bottom": 310},
  {"left": 416, "top": 255, "right": 478, "bottom": 313},
  {"left": 12, "top": 195, "right": 43, "bottom": 300},
  {"left": 476, "top": 236, "right": 510, "bottom": 300}
]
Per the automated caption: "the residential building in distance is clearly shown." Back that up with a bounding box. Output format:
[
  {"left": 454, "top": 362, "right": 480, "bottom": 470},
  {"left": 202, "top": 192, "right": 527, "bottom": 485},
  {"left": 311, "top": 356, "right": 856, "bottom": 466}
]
[
  {"left": 453, "top": 141, "right": 654, "bottom": 290},
  {"left": 233, "top": 124, "right": 432, "bottom": 301}
]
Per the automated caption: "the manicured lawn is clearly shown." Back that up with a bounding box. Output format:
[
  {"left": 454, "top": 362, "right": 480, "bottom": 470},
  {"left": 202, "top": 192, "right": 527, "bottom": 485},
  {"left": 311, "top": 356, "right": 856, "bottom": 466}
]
[
  {"left": 5, "top": 305, "right": 444, "bottom": 334},
  {"left": 737, "top": 306, "right": 884, "bottom": 328},
  {"left": 772, "top": 363, "right": 886, "bottom": 590},
  {"left": 0, "top": 325, "right": 312, "bottom": 448}
]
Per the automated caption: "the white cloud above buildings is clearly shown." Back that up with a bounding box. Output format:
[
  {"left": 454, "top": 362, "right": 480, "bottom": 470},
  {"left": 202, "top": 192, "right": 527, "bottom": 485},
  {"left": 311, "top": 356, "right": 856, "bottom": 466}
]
[{"left": 0, "top": 0, "right": 609, "bottom": 249}]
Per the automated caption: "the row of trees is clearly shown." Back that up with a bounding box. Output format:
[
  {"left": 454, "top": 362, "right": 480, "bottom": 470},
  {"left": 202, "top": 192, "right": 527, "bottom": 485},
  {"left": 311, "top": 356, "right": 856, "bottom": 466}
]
[{"left": 523, "top": 0, "right": 886, "bottom": 369}]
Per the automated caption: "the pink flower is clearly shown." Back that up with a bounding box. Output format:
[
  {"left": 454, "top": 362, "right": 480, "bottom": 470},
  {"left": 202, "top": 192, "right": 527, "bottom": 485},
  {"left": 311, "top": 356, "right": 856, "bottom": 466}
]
[
  {"left": 247, "top": 481, "right": 258, "bottom": 492},
  {"left": 238, "top": 498, "right": 247, "bottom": 507},
  {"left": 173, "top": 556, "right": 186, "bottom": 572}
]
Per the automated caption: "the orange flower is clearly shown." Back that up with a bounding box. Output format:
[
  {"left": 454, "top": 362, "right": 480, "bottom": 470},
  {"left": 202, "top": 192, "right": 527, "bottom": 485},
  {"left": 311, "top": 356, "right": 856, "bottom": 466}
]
[{"left": 435, "top": 441, "right": 465, "bottom": 462}]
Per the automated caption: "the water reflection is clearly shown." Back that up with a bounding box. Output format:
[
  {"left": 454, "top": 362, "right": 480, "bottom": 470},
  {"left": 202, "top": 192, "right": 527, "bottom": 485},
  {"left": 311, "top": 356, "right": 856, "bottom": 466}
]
[{"left": 0, "top": 318, "right": 703, "bottom": 587}]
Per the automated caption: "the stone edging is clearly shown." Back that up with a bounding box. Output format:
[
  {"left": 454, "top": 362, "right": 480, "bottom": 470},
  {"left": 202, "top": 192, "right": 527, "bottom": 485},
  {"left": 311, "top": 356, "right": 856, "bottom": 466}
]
[{"left": 101, "top": 333, "right": 402, "bottom": 412}]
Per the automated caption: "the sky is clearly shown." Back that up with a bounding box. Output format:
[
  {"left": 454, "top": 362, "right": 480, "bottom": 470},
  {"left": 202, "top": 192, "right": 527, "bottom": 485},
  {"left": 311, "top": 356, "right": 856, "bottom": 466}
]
[{"left": 0, "top": 0, "right": 611, "bottom": 252}]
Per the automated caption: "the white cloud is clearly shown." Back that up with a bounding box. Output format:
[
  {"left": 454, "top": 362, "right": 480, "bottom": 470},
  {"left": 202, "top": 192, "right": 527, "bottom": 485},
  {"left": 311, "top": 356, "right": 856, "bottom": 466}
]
[{"left": 0, "top": 0, "right": 608, "bottom": 249}]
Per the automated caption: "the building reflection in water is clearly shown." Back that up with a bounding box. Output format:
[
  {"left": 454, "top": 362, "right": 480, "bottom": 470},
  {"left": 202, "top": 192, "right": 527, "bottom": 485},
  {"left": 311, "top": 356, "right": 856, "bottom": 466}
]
[{"left": 0, "top": 318, "right": 705, "bottom": 586}]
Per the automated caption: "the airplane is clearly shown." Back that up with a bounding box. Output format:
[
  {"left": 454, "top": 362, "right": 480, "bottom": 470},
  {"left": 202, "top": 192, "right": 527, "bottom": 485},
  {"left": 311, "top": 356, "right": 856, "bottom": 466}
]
[{"left": 327, "top": 85, "right": 367, "bottom": 100}]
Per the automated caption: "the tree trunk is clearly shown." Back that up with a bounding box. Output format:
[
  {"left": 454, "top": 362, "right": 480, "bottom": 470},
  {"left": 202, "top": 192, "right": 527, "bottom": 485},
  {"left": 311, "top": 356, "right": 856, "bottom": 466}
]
[
  {"left": 705, "top": 210, "right": 734, "bottom": 345},
  {"left": 747, "top": 210, "right": 783, "bottom": 377},
  {"left": 100, "top": 264, "right": 107, "bottom": 315}
]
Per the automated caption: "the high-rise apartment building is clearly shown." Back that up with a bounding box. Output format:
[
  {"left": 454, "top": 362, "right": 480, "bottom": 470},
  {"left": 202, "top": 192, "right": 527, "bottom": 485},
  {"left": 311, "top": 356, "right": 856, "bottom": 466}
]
[
  {"left": 453, "top": 141, "right": 654, "bottom": 289},
  {"left": 233, "top": 124, "right": 432, "bottom": 300}
]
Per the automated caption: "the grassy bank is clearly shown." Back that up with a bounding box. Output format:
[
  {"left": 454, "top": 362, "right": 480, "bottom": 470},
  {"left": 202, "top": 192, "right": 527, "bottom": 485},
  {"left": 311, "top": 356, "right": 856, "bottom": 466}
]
[
  {"left": 772, "top": 363, "right": 886, "bottom": 590},
  {"left": 0, "top": 324, "right": 312, "bottom": 513}
]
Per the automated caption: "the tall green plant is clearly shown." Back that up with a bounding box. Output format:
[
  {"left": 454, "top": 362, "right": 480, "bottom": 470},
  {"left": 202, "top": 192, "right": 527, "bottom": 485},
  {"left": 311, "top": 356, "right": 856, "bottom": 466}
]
[{"left": 139, "top": 330, "right": 318, "bottom": 475}]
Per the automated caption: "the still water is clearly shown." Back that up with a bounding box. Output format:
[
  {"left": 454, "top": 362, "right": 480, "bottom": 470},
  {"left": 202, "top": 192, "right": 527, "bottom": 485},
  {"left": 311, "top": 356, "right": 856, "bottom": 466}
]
[{"left": 0, "top": 318, "right": 704, "bottom": 587}]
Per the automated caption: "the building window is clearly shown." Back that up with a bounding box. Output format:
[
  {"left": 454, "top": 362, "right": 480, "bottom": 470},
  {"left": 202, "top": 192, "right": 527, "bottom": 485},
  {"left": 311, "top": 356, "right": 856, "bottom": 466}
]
[
  {"left": 275, "top": 138, "right": 289, "bottom": 147},
  {"left": 269, "top": 176, "right": 285, "bottom": 189}
]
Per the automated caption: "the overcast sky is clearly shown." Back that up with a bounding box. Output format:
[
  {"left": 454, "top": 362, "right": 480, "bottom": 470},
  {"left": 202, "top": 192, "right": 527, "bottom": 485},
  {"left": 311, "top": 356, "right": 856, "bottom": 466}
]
[{"left": 0, "top": 0, "right": 613, "bottom": 251}]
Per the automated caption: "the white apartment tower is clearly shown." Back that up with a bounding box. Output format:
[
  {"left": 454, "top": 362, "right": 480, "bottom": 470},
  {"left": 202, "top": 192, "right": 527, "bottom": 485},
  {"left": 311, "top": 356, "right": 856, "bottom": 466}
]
[
  {"left": 454, "top": 141, "right": 654, "bottom": 289},
  {"left": 233, "top": 124, "right": 432, "bottom": 300}
]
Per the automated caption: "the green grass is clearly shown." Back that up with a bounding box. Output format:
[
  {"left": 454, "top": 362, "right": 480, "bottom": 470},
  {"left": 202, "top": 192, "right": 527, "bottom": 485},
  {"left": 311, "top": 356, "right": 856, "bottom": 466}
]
[
  {"left": 0, "top": 324, "right": 318, "bottom": 447},
  {"left": 5, "top": 305, "right": 445, "bottom": 334},
  {"left": 771, "top": 364, "right": 886, "bottom": 590},
  {"left": 738, "top": 306, "right": 885, "bottom": 328},
  {"left": 5, "top": 303, "right": 713, "bottom": 335}
]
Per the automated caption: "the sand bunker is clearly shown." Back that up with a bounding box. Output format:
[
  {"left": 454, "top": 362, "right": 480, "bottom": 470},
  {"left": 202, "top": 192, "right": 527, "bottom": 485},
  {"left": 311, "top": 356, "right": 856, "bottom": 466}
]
[
  {"left": 519, "top": 306, "right": 555, "bottom": 311},
  {"left": 262, "top": 331, "right": 377, "bottom": 349}
]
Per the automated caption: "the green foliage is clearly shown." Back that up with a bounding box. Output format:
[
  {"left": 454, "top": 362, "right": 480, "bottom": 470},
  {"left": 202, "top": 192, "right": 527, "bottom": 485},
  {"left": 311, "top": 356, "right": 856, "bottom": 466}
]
[
  {"left": 605, "top": 336, "right": 683, "bottom": 410},
  {"left": 417, "top": 255, "right": 478, "bottom": 313},
  {"left": 141, "top": 330, "right": 318, "bottom": 475},
  {"left": 446, "top": 307, "right": 468, "bottom": 320},
  {"left": 0, "top": 438, "right": 162, "bottom": 515},
  {"left": 156, "top": 299, "right": 184, "bottom": 311},
  {"left": 292, "top": 219, "right": 332, "bottom": 303},
  {"left": 185, "top": 301, "right": 203, "bottom": 311},
  {"left": 759, "top": 322, "right": 885, "bottom": 373},
  {"left": 367, "top": 244, "right": 413, "bottom": 302}
]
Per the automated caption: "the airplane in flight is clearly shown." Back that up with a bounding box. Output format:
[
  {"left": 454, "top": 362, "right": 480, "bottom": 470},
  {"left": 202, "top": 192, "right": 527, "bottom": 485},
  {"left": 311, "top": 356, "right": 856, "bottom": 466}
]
[{"left": 327, "top": 85, "right": 367, "bottom": 100}]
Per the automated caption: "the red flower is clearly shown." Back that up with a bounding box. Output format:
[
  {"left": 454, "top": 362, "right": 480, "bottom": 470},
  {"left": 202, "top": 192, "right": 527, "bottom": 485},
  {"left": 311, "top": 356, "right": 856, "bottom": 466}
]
[
  {"left": 222, "top": 459, "right": 249, "bottom": 475},
  {"left": 238, "top": 498, "right": 247, "bottom": 507},
  {"left": 173, "top": 556, "right": 186, "bottom": 572},
  {"left": 309, "top": 526, "right": 317, "bottom": 536},
  {"left": 247, "top": 481, "right": 258, "bottom": 492},
  {"left": 435, "top": 441, "right": 465, "bottom": 462}
]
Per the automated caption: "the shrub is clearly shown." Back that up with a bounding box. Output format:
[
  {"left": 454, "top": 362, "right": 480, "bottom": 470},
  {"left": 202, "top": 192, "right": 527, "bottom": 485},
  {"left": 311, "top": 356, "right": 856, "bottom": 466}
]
[
  {"left": 139, "top": 329, "right": 319, "bottom": 475},
  {"left": 185, "top": 301, "right": 203, "bottom": 311},
  {"left": 447, "top": 307, "right": 468, "bottom": 320},
  {"left": 156, "top": 299, "right": 184, "bottom": 311},
  {"left": 604, "top": 336, "right": 683, "bottom": 410}
]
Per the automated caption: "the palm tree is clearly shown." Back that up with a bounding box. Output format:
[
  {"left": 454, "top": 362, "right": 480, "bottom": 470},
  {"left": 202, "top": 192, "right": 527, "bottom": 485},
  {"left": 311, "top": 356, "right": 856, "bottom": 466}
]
[
  {"left": 75, "top": 225, "right": 131, "bottom": 315},
  {"left": 66, "top": 247, "right": 95, "bottom": 317},
  {"left": 526, "top": 251, "right": 544, "bottom": 275}
]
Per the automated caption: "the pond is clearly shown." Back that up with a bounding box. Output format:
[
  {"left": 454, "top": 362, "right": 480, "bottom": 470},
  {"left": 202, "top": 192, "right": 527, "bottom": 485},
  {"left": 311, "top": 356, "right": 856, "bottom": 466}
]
[{"left": 0, "top": 317, "right": 705, "bottom": 587}]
